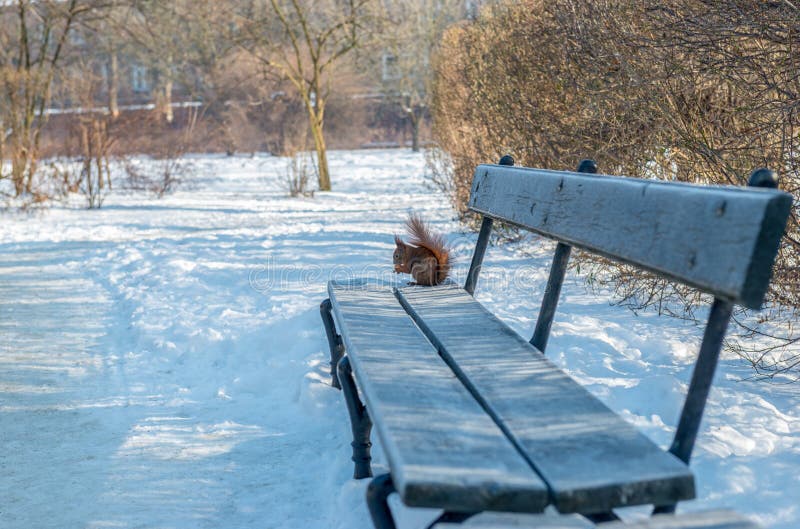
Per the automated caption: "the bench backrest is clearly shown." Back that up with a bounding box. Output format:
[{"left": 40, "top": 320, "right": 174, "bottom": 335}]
[
  {"left": 468, "top": 163, "right": 792, "bottom": 309},
  {"left": 463, "top": 159, "right": 792, "bottom": 484}
]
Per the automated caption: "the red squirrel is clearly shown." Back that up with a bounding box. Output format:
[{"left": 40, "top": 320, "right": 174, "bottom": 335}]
[{"left": 393, "top": 214, "right": 451, "bottom": 286}]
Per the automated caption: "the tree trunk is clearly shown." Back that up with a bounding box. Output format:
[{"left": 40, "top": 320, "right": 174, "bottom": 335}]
[
  {"left": 11, "top": 153, "right": 26, "bottom": 196},
  {"left": 19, "top": 104, "right": 34, "bottom": 194},
  {"left": 81, "top": 122, "right": 91, "bottom": 187},
  {"left": 108, "top": 52, "right": 119, "bottom": 119},
  {"left": 12, "top": 117, "right": 38, "bottom": 195},
  {"left": 94, "top": 121, "right": 104, "bottom": 190},
  {"left": 309, "top": 113, "right": 330, "bottom": 191},
  {"left": 163, "top": 80, "right": 174, "bottom": 123},
  {"left": 410, "top": 111, "right": 420, "bottom": 152}
]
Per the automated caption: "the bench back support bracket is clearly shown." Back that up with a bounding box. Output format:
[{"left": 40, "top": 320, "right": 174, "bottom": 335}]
[
  {"left": 671, "top": 297, "right": 734, "bottom": 464},
  {"left": 655, "top": 297, "right": 734, "bottom": 515},
  {"left": 530, "top": 159, "right": 597, "bottom": 353},
  {"left": 464, "top": 216, "right": 494, "bottom": 296},
  {"left": 465, "top": 156, "right": 513, "bottom": 295},
  {"left": 530, "top": 241, "right": 572, "bottom": 353}
]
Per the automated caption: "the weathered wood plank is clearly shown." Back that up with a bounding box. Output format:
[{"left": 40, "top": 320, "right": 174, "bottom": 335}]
[
  {"left": 328, "top": 282, "right": 549, "bottom": 513},
  {"left": 397, "top": 284, "right": 695, "bottom": 514},
  {"left": 432, "top": 509, "right": 759, "bottom": 528},
  {"left": 468, "top": 165, "right": 792, "bottom": 309}
]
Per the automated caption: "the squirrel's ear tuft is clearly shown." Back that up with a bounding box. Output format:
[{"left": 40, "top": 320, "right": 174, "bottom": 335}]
[{"left": 394, "top": 235, "right": 404, "bottom": 246}]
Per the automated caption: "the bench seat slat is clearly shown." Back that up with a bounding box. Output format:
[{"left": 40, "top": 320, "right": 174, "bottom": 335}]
[
  {"left": 469, "top": 164, "right": 792, "bottom": 309},
  {"left": 328, "top": 283, "right": 549, "bottom": 513},
  {"left": 432, "top": 509, "right": 759, "bottom": 528},
  {"left": 397, "top": 284, "right": 695, "bottom": 514}
]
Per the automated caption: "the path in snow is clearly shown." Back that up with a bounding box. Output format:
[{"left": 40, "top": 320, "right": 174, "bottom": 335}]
[{"left": 0, "top": 150, "right": 798, "bottom": 529}]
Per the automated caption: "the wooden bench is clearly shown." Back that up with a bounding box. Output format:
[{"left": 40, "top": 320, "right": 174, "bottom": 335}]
[{"left": 319, "top": 157, "right": 790, "bottom": 529}]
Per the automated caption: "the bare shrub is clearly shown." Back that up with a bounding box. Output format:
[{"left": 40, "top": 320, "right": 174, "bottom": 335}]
[
  {"left": 431, "top": 0, "right": 800, "bottom": 378},
  {"left": 131, "top": 109, "right": 199, "bottom": 197},
  {"left": 279, "top": 118, "right": 316, "bottom": 198},
  {"left": 43, "top": 159, "right": 80, "bottom": 196},
  {"left": 77, "top": 118, "right": 115, "bottom": 208},
  {"left": 122, "top": 152, "right": 192, "bottom": 198},
  {"left": 219, "top": 101, "right": 253, "bottom": 156},
  {"left": 0, "top": 1, "right": 106, "bottom": 196},
  {"left": 56, "top": 55, "right": 117, "bottom": 208},
  {"left": 151, "top": 149, "right": 187, "bottom": 198},
  {"left": 120, "top": 117, "right": 194, "bottom": 199},
  {"left": 433, "top": 1, "right": 657, "bottom": 214},
  {"left": 424, "top": 148, "right": 455, "bottom": 202},
  {"left": 284, "top": 153, "right": 316, "bottom": 198}
]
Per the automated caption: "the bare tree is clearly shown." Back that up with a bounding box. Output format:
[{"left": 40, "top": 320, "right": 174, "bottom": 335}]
[
  {"left": 376, "top": 0, "right": 463, "bottom": 151},
  {"left": 113, "top": 1, "right": 188, "bottom": 124},
  {"left": 59, "top": 56, "right": 115, "bottom": 207},
  {"left": 237, "top": 0, "right": 372, "bottom": 191},
  {"left": 0, "top": 0, "right": 105, "bottom": 196}
]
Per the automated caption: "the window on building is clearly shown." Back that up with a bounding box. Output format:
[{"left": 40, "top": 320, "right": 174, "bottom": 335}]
[
  {"left": 382, "top": 53, "right": 400, "bottom": 82},
  {"left": 131, "top": 65, "right": 151, "bottom": 93}
]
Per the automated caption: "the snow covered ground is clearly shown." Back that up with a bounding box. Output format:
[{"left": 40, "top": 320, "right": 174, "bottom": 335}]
[{"left": 0, "top": 150, "right": 797, "bottom": 529}]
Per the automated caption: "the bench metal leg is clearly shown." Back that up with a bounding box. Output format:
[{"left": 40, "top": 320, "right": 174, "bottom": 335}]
[
  {"left": 337, "top": 356, "right": 373, "bottom": 479},
  {"left": 320, "top": 299, "right": 345, "bottom": 389},
  {"left": 585, "top": 511, "right": 620, "bottom": 523},
  {"left": 425, "top": 512, "right": 477, "bottom": 528},
  {"left": 367, "top": 473, "right": 397, "bottom": 529}
]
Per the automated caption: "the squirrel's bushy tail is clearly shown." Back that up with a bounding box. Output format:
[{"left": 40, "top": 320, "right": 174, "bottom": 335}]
[{"left": 406, "top": 214, "right": 451, "bottom": 284}]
